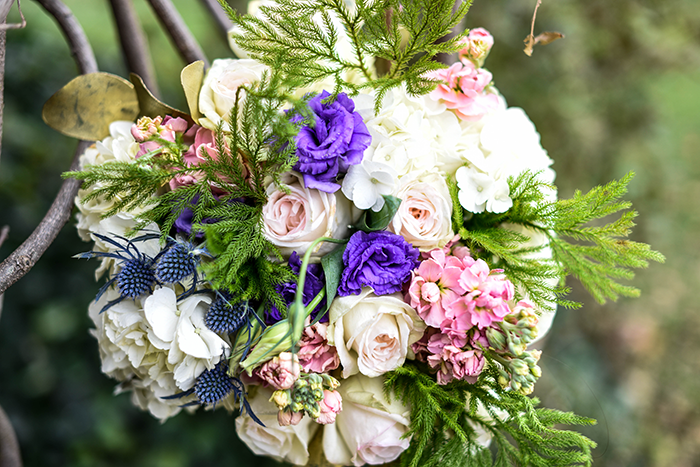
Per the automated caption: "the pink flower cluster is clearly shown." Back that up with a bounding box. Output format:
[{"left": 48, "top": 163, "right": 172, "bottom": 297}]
[
  {"left": 131, "top": 115, "right": 246, "bottom": 194},
  {"left": 427, "top": 28, "right": 499, "bottom": 121},
  {"left": 458, "top": 28, "right": 494, "bottom": 65},
  {"left": 407, "top": 245, "right": 515, "bottom": 384}
]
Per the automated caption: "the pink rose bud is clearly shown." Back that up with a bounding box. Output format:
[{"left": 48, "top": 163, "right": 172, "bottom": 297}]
[
  {"left": 315, "top": 390, "right": 343, "bottom": 425},
  {"left": 277, "top": 409, "right": 304, "bottom": 426},
  {"left": 255, "top": 352, "right": 300, "bottom": 390}
]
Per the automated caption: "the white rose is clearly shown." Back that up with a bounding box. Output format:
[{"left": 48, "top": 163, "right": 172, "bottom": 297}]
[
  {"left": 323, "top": 374, "right": 410, "bottom": 466},
  {"left": 262, "top": 171, "right": 355, "bottom": 258},
  {"left": 388, "top": 171, "right": 454, "bottom": 251},
  {"left": 198, "top": 58, "right": 268, "bottom": 131},
  {"left": 235, "top": 386, "right": 319, "bottom": 465},
  {"left": 327, "top": 288, "right": 426, "bottom": 378}
]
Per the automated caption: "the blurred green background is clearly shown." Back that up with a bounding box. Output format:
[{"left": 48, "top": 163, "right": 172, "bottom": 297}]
[{"left": 0, "top": 0, "right": 698, "bottom": 465}]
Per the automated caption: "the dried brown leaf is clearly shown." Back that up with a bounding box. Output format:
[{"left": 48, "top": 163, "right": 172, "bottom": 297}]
[
  {"left": 523, "top": 31, "right": 565, "bottom": 56},
  {"left": 129, "top": 73, "right": 192, "bottom": 124},
  {"left": 181, "top": 61, "right": 205, "bottom": 125},
  {"left": 42, "top": 73, "right": 139, "bottom": 140}
]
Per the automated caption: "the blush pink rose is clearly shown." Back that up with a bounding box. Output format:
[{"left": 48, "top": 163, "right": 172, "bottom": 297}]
[{"left": 262, "top": 171, "right": 354, "bottom": 258}]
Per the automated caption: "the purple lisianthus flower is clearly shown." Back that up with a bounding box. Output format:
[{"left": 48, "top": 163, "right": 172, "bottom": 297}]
[
  {"left": 266, "top": 251, "right": 327, "bottom": 324},
  {"left": 173, "top": 200, "right": 218, "bottom": 239},
  {"left": 294, "top": 90, "right": 371, "bottom": 193},
  {"left": 338, "top": 230, "right": 419, "bottom": 297}
]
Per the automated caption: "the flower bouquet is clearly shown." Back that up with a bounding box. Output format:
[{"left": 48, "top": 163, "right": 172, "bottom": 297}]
[{"left": 42, "top": 0, "right": 663, "bottom": 465}]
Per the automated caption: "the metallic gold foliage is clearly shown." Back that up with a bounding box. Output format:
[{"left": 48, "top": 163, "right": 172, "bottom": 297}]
[
  {"left": 42, "top": 73, "right": 139, "bottom": 140},
  {"left": 181, "top": 60, "right": 205, "bottom": 124}
]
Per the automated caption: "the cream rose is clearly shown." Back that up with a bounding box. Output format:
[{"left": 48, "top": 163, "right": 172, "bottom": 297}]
[
  {"left": 322, "top": 374, "right": 411, "bottom": 466},
  {"left": 388, "top": 171, "right": 454, "bottom": 252},
  {"left": 235, "top": 386, "right": 319, "bottom": 465},
  {"left": 198, "top": 58, "right": 268, "bottom": 131},
  {"left": 327, "top": 288, "right": 426, "bottom": 378},
  {"left": 262, "top": 171, "right": 354, "bottom": 258}
]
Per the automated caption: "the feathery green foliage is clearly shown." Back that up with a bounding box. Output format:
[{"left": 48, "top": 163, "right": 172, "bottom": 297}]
[
  {"left": 453, "top": 171, "right": 665, "bottom": 309},
  {"left": 385, "top": 362, "right": 596, "bottom": 467},
  {"left": 222, "top": 0, "right": 472, "bottom": 109},
  {"left": 66, "top": 72, "right": 313, "bottom": 309}
]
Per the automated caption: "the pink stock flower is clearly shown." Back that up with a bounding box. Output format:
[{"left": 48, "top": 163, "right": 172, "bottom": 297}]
[
  {"left": 254, "top": 352, "right": 300, "bottom": 390},
  {"left": 450, "top": 349, "right": 485, "bottom": 383},
  {"left": 315, "top": 390, "right": 343, "bottom": 425},
  {"left": 134, "top": 116, "right": 193, "bottom": 158},
  {"left": 427, "top": 62, "right": 500, "bottom": 121},
  {"left": 297, "top": 323, "right": 340, "bottom": 374},
  {"left": 407, "top": 248, "right": 467, "bottom": 328},
  {"left": 458, "top": 28, "right": 494, "bottom": 64}
]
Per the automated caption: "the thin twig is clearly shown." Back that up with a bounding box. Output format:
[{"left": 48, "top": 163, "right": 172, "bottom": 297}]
[
  {"left": 0, "top": 0, "right": 97, "bottom": 294},
  {"left": 0, "top": 404, "right": 21, "bottom": 467},
  {"left": 530, "top": 0, "right": 542, "bottom": 40},
  {"left": 108, "top": 0, "right": 159, "bottom": 97},
  {"left": 34, "top": 0, "right": 98, "bottom": 74},
  {"left": 146, "top": 0, "right": 209, "bottom": 67},
  {"left": 0, "top": 0, "right": 25, "bottom": 30},
  {"left": 198, "top": 0, "right": 233, "bottom": 38},
  {"left": 0, "top": 141, "right": 89, "bottom": 295}
]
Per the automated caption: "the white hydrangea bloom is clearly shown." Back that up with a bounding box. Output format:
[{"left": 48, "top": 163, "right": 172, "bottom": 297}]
[
  {"left": 89, "top": 285, "right": 229, "bottom": 421},
  {"left": 450, "top": 107, "right": 555, "bottom": 214},
  {"left": 143, "top": 287, "right": 229, "bottom": 390},
  {"left": 341, "top": 159, "right": 398, "bottom": 211}
]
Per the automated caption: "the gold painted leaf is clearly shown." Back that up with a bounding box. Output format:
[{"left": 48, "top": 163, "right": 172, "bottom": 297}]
[
  {"left": 129, "top": 73, "right": 192, "bottom": 124},
  {"left": 181, "top": 61, "right": 205, "bottom": 125},
  {"left": 42, "top": 73, "right": 139, "bottom": 141}
]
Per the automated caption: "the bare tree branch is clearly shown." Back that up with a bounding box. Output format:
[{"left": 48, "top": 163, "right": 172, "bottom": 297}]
[
  {"left": 198, "top": 0, "right": 233, "bottom": 38},
  {"left": 0, "top": 404, "right": 21, "bottom": 467},
  {"left": 0, "top": 0, "right": 97, "bottom": 294},
  {"left": 109, "top": 0, "right": 159, "bottom": 96},
  {"left": 34, "top": 0, "right": 97, "bottom": 74},
  {"left": 0, "top": 141, "right": 89, "bottom": 295},
  {"left": 146, "top": 0, "right": 209, "bottom": 67}
]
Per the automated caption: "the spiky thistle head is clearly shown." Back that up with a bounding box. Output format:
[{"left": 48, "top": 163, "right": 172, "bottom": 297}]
[
  {"left": 194, "top": 362, "right": 236, "bottom": 406},
  {"left": 205, "top": 292, "right": 252, "bottom": 333},
  {"left": 155, "top": 241, "right": 198, "bottom": 284},
  {"left": 116, "top": 257, "right": 156, "bottom": 298}
]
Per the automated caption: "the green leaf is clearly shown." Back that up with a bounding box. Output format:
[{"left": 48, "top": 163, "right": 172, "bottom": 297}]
[
  {"left": 353, "top": 195, "right": 402, "bottom": 232},
  {"left": 321, "top": 243, "right": 347, "bottom": 313}
]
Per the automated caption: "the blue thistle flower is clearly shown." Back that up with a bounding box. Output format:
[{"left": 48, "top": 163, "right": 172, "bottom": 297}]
[
  {"left": 194, "top": 362, "right": 236, "bottom": 406},
  {"left": 155, "top": 242, "right": 197, "bottom": 284},
  {"left": 116, "top": 257, "right": 156, "bottom": 298},
  {"left": 205, "top": 292, "right": 251, "bottom": 333},
  {"left": 74, "top": 232, "right": 160, "bottom": 312}
]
